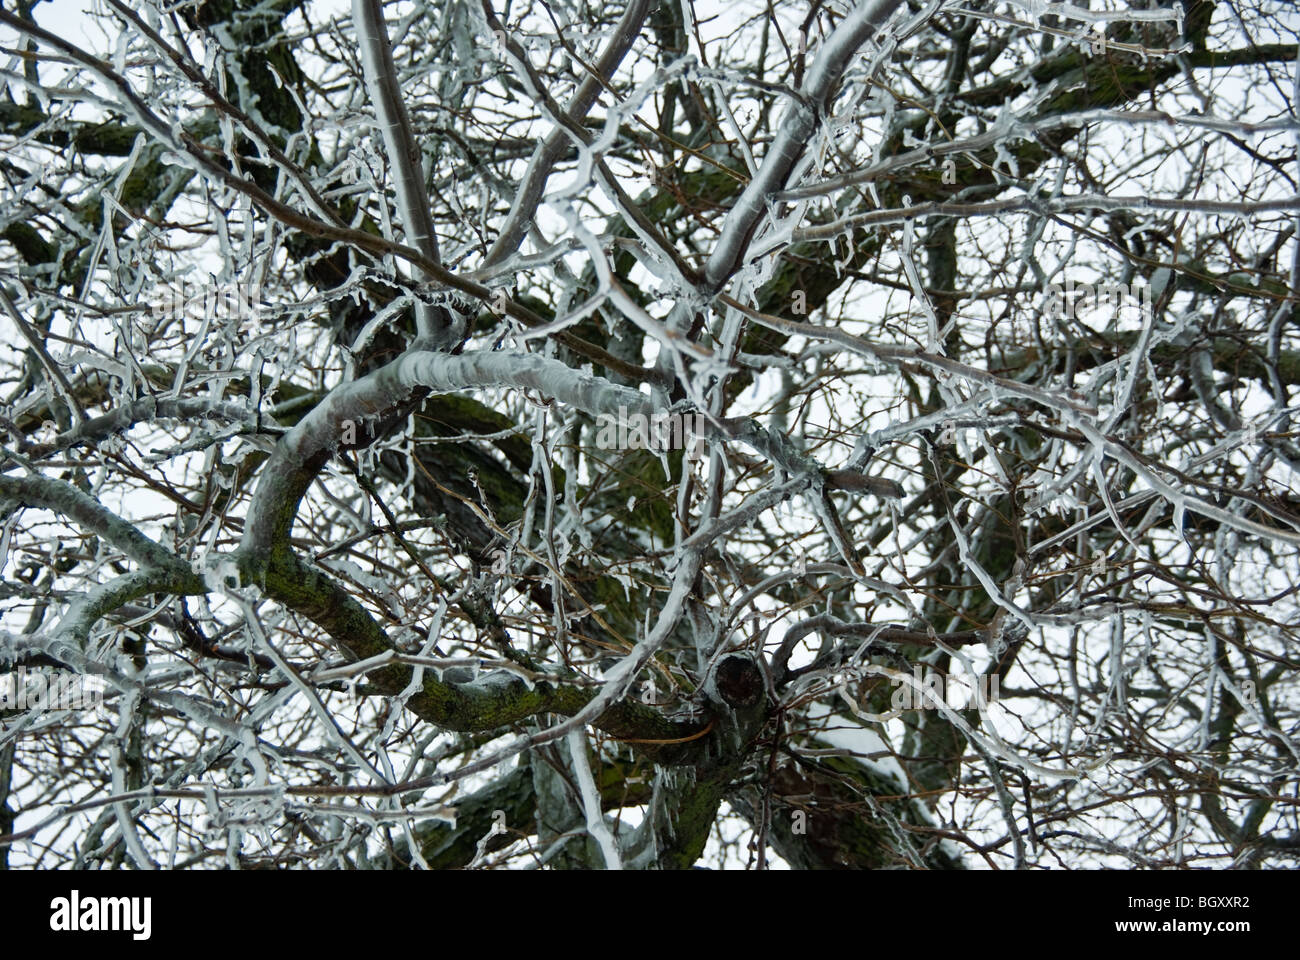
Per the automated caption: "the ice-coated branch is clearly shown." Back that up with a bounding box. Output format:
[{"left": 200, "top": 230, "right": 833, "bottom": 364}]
[
  {"left": 383, "top": 548, "right": 709, "bottom": 796},
  {"left": 220, "top": 543, "right": 711, "bottom": 753},
  {"left": 21, "top": 395, "right": 261, "bottom": 458},
  {"left": 777, "top": 109, "right": 1300, "bottom": 202},
  {"left": 1066, "top": 414, "right": 1300, "bottom": 547},
  {"left": 567, "top": 727, "right": 622, "bottom": 869},
  {"left": 484, "top": 0, "right": 651, "bottom": 267},
  {"left": 0, "top": 8, "right": 668, "bottom": 389},
  {"left": 478, "top": 0, "right": 699, "bottom": 290},
  {"left": 718, "top": 294, "right": 1096, "bottom": 417},
  {"left": 796, "top": 193, "right": 1300, "bottom": 239},
  {"left": 702, "top": 0, "right": 909, "bottom": 291},
  {"left": 239, "top": 345, "right": 900, "bottom": 572},
  {"left": 0, "top": 473, "right": 201, "bottom": 586},
  {"left": 105, "top": 0, "right": 350, "bottom": 233},
  {"left": 990, "top": 0, "right": 1184, "bottom": 26},
  {"left": 0, "top": 286, "right": 83, "bottom": 425},
  {"left": 352, "top": 0, "right": 454, "bottom": 347},
  {"left": 842, "top": 660, "right": 1110, "bottom": 781},
  {"left": 237, "top": 348, "right": 658, "bottom": 563}
]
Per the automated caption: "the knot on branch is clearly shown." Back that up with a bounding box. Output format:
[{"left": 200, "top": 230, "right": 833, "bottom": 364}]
[{"left": 712, "top": 654, "right": 766, "bottom": 710}]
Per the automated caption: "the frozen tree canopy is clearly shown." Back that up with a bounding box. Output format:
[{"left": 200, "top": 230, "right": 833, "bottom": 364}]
[{"left": 0, "top": 0, "right": 1298, "bottom": 869}]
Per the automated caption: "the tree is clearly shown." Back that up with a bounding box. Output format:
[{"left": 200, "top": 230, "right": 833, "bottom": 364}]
[{"left": 0, "top": 0, "right": 1297, "bottom": 869}]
